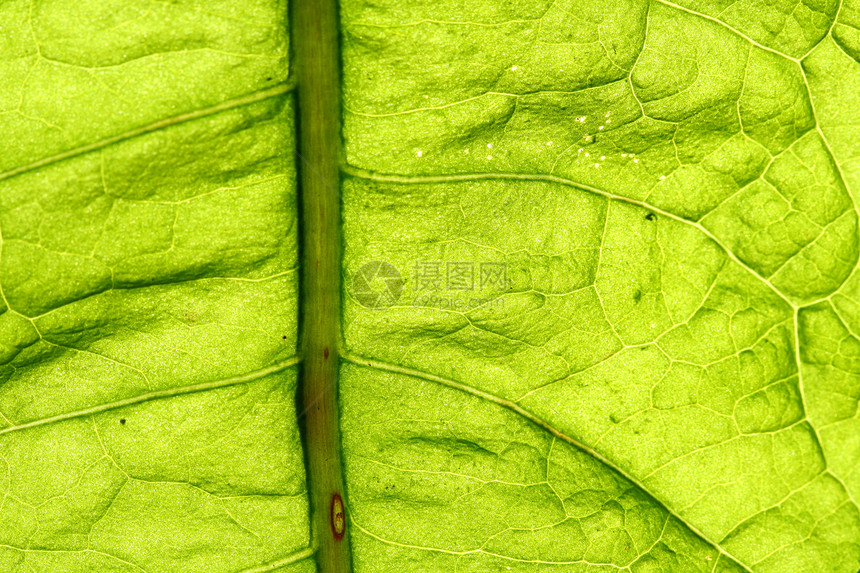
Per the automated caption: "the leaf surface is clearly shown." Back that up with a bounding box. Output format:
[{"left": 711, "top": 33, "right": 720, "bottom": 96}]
[
  {"left": 1, "top": 0, "right": 860, "bottom": 572},
  {"left": 339, "top": 0, "right": 860, "bottom": 571},
  {"left": 0, "top": 1, "right": 312, "bottom": 571}
]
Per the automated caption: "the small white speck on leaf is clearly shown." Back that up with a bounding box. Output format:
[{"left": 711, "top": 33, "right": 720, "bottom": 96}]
[
  {"left": 416, "top": 150, "right": 423, "bottom": 157},
  {"left": 487, "top": 143, "right": 492, "bottom": 148}
]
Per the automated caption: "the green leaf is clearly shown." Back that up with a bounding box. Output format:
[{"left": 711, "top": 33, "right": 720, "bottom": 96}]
[
  {"left": 0, "top": 1, "right": 312, "bottom": 571},
  {"left": 2, "top": 0, "right": 860, "bottom": 572},
  {"left": 339, "top": 0, "right": 860, "bottom": 571}
]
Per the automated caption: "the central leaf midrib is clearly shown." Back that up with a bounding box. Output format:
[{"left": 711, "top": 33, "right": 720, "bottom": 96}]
[{"left": 293, "top": 0, "right": 352, "bottom": 571}]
